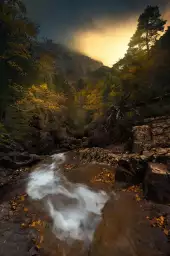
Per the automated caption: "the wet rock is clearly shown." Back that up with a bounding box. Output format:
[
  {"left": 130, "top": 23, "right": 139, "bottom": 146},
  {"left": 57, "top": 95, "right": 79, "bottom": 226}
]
[
  {"left": 133, "top": 116, "right": 170, "bottom": 152},
  {"left": 59, "top": 137, "right": 83, "bottom": 150},
  {"left": 144, "top": 162, "right": 170, "bottom": 203},
  {"left": 143, "top": 150, "right": 154, "bottom": 158},
  {"left": 76, "top": 147, "right": 170, "bottom": 196},
  {"left": 29, "top": 246, "right": 40, "bottom": 256},
  {"left": 133, "top": 125, "right": 152, "bottom": 153},
  {"left": 0, "top": 153, "right": 42, "bottom": 169},
  {"left": 105, "top": 144, "right": 126, "bottom": 154},
  {"left": 8, "top": 211, "right": 14, "bottom": 217},
  {"left": 82, "top": 137, "right": 89, "bottom": 147},
  {"left": 115, "top": 159, "right": 148, "bottom": 185},
  {"left": 39, "top": 132, "right": 56, "bottom": 154},
  {"left": 0, "top": 140, "right": 24, "bottom": 155},
  {"left": 155, "top": 148, "right": 169, "bottom": 155},
  {"left": 0, "top": 203, "right": 10, "bottom": 221},
  {"left": 91, "top": 193, "right": 165, "bottom": 256}
]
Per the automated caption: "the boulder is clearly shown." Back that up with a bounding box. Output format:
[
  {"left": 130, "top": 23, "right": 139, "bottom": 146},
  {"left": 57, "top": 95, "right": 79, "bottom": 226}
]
[
  {"left": 115, "top": 159, "right": 148, "bottom": 185},
  {"left": 132, "top": 125, "right": 152, "bottom": 153},
  {"left": 105, "top": 144, "right": 126, "bottom": 154},
  {"left": 143, "top": 162, "right": 170, "bottom": 203},
  {"left": 132, "top": 116, "right": 170, "bottom": 153},
  {"left": 39, "top": 132, "right": 56, "bottom": 154},
  {"left": 90, "top": 193, "right": 165, "bottom": 256},
  {"left": 0, "top": 152, "right": 42, "bottom": 169},
  {"left": 59, "top": 137, "right": 82, "bottom": 150},
  {"left": 29, "top": 246, "right": 40, "bottom": 256}
]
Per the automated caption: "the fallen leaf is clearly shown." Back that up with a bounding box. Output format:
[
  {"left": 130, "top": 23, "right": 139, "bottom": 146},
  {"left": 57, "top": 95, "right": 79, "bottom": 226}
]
[
  {"left": 164, "top": 229, "right": 169, "bottom": 236},
  {"left": 39, "top": 235, "right": 44, "bottom": 244},
  {"left": 30, "top": 222, "right": 36, "bottom": 227},
  {"left": 20, "top": 196, "right": 25, "bottom": 201},
  {"left": 37, "top": 220, "right": 41, "bottom": 225}
]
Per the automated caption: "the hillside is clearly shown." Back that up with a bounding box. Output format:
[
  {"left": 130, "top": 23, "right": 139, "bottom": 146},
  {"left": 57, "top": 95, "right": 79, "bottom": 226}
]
[{"left": 36, "top": 40, "right": 103, "bottom": 82}]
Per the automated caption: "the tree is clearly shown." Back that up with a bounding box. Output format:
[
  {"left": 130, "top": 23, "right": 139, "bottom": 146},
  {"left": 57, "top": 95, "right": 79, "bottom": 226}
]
[
  {"left": 36, "top": 50, "right": 56, "bottom": 87},
  {"left": 149, "top": 27, "right": 170, "bottom": 95},
  {"left": 0, "top": 0, "right": 38, "bottom": 120},
  {"left": 7, "top": 84, "right": 67, "bottom": 143},
  {"left": 110, "top": 6, "right": 167, "bottom": 110},
  {"left": 129, "top": 5, "right": 166, "bottom": 57}
]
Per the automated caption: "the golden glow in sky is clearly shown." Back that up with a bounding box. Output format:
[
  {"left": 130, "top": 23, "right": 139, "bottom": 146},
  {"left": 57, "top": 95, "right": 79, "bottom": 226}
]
[
  {"left": 71, "top": 19, "right": 137, "bottom": 67},
  {"left": 164, "top": 8, "right": 170, "bottom": 28},
  {"left": 70, "top": 9, "right": 170, "bottom": 67}
]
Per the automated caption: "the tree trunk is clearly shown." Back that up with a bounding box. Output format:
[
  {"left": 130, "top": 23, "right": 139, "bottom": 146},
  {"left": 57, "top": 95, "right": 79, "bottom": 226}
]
[{"left": 146, "top": 29, "right": 150, "bottom": 58}]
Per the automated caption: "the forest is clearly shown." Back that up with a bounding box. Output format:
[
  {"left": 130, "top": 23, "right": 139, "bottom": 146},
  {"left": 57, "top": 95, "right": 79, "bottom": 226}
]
[
  {"left": 1, "top": 0, "right": 170, "bottom": 154},
  {"left": 2, "top": 2, "right": 170, "bottom": 256}
]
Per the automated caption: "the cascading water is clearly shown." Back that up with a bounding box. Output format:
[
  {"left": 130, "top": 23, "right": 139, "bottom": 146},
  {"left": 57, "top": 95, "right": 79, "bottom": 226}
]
[{"left": 26, "top": 153, "right": 109, "bottom": 245}]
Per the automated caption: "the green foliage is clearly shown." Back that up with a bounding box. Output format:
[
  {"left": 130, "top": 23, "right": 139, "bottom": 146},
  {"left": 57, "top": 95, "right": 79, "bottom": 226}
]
[
  {"left": 0, "top": 2, "right": 170, "bottom": 151},
  {"left": 111, "top": 6, "right": 168, "bottom": 105},
  {"left": 129, "top": 5, "right": 166, "bottom": 56},
  {"left": 72, "top": 80, "right": 104, "bottom": 133},
  {"left": 0, "top": 0, "right": 38, "bottom": 119}
]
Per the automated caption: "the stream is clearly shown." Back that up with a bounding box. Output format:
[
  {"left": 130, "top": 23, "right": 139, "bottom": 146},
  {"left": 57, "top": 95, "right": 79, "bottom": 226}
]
[{"left": 0, "top": 151, "right": 170, "bottom": 256}]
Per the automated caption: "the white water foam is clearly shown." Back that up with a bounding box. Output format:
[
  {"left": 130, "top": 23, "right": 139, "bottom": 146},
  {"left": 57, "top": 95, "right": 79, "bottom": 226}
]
[{"left": 26, "top": 153, "right": 109, "bottom": 243}]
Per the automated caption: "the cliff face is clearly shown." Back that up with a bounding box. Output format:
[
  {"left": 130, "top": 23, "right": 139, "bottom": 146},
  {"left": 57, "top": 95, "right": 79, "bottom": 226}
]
[{"left": 133, "top": 116, "right": 170, "bottom": 153}]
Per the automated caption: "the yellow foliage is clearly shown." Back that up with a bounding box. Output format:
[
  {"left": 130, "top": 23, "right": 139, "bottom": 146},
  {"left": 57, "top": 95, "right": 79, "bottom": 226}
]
[
  {"left": 7, "top": 84, "right": 67, "bottom": 142},
  {"left": 75, "top": 84, "right": 103, "bottom": 113},
  {"left": 13, "top": 84, "right": 67, "bottom": 134},
  {"left": 17, "top": 84, "right": 65, "bottom": 112}
]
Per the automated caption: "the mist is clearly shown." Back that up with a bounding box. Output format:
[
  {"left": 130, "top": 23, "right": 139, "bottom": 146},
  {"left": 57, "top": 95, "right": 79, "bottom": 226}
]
[{"left": 24, "top": 0, "right": 170, "bottom": 66}]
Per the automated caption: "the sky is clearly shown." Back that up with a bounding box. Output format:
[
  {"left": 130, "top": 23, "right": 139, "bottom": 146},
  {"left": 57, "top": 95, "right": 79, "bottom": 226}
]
[{"left": 24, "top": 0, "right": 170, "bottom": 67}]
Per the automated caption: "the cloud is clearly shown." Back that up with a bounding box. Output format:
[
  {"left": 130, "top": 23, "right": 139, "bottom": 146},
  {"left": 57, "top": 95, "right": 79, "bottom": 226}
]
[
  {"left": 71, "top": 18, "right": 137, "bottom": 66},
  {"left": 24, "top": 0, "right": 170, "bottom": 65},
  {"left": 24, "top": 0, "right": 169, "bottom": 39}
]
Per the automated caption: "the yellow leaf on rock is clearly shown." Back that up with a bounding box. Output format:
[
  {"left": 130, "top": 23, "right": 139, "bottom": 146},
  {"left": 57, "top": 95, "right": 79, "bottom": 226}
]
[
  {"left": 30, "top": 221, "right": 36, "bottom": 227},
  {"left": 135, "top": 194, "right": 141, "bottom": 202},
  {"left": 20, "top": 195, "right": 25, "bottom": 201},
  {"left": 160, "top": 216, "right": 164, "bottom": 222},
  {"left": 164, "top": 229, "right": 169, "bottom": 236},
  {"left": 39, "top": 235, "right": 44, "bottom": 244},
  {"left": 37, "top": 220, "right": 41, "bottom": 225}
]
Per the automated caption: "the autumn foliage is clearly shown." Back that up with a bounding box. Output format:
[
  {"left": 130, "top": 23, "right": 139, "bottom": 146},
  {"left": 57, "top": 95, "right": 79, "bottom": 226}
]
[{"left": 6, "top": 84, "right": 67, "bottom": 145}]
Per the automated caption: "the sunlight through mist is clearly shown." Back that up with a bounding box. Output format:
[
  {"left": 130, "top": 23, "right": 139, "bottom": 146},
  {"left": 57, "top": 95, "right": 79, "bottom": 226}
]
[
  {"left": 164, "top": 8, "right": 170, "bottom": 28},
  {"left": 71, "top": 19, "right": 137, "bottom": 67}
]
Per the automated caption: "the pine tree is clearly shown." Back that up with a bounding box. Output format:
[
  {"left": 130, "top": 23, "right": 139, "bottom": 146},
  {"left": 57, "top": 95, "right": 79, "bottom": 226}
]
[{"left": 128, "top": 5, "right": 166, "bottom": 57}]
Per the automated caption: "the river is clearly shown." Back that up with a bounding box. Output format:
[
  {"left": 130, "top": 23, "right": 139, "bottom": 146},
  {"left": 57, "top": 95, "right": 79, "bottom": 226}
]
[{"left": 0, "top": 151, "right": 169, "bottom": 256}]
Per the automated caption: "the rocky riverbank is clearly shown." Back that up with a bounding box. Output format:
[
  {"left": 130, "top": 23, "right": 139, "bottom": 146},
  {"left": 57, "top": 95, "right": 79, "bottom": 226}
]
[
  {"left": 75, "top": 147, "right": 170, "bottom": 204},
  {"left": 0, "top": 152, "right": 43, "bottom": 189},
  {"left": 0, "top": 150, "right": 170, "bottom": 256}
]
